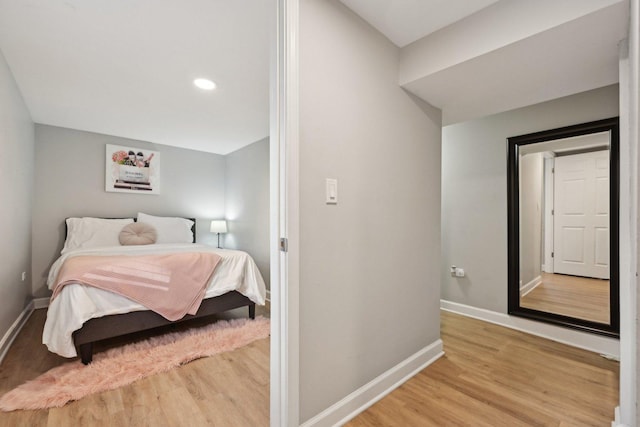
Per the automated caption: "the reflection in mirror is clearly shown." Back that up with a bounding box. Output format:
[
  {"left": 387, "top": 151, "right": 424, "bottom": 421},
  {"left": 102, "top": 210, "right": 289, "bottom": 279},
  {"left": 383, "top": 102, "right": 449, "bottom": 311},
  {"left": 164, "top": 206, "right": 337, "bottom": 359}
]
[
  {"left": 519, "top": 132, "right": 610, "bottom": 323},
  {"left": 507, "top": 118, "right": 619, "bottom": 337}
]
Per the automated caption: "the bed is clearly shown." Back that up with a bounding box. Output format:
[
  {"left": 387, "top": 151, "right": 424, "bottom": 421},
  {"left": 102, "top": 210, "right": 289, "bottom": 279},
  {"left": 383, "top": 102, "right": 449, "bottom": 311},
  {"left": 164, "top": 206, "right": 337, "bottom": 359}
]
[{"left": 42, "top": 214, "right": 266, "bottom": 364}]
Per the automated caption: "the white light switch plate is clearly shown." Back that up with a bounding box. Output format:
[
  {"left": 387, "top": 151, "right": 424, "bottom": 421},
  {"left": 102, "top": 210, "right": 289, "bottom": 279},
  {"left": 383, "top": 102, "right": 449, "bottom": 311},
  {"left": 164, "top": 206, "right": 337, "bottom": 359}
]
[{"left": 326, "top": 178, "right": 338, "bottom": 204}]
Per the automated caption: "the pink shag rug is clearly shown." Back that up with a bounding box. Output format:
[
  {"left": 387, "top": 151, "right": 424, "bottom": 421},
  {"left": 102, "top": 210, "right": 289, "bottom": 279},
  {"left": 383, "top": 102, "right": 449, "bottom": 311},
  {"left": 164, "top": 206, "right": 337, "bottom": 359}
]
[{"left": 0, "top": 316, "right": 270, "bottom": 411}]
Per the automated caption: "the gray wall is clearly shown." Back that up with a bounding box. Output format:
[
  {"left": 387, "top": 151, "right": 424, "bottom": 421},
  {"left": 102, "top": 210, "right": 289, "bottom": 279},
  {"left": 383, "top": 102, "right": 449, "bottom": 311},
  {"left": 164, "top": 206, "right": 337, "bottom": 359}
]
[
  {"left": 299, "top": 0, "right": 442, "bottom": 421},
  {"left": 0, "top": 49, "right": 34, "bottom": 338},
  {"left": 32, "top": 125, "right": 226, "bottom": 296},
  {"left": 519, "top": 153, "right": 543, "bottom": 287},
  {"left": 441, "top": 85, "right": 619, "bottom": 313},
  {"left": 224, "top": 137, "right": 270, "bottom": 290}
]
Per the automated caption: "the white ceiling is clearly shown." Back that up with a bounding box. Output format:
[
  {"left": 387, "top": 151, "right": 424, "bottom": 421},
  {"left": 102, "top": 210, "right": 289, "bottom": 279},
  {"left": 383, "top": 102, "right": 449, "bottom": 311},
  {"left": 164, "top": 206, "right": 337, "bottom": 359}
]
[
  {"left": 403, "top": 2, "right": 628, "bottom": 125},
  {"left": 0, "top": 0, "right": 270, "bottom": 155},
  {"left": 520, "top": 132, "right": 610, "bottom": 156},
  {"left": 341, "top": 0, "right": 628, "bottom": 125},
  {"left": 0, "top": 1, "right": 629, "bottom": 152},
  {"left": 339, "top": 0, "right": 500, "bottom": 47}
]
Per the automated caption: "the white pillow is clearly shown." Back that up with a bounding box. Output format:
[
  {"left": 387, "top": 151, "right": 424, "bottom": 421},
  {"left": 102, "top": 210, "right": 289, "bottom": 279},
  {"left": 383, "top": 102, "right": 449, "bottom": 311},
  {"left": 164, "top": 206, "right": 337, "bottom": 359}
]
[
  {"left": 136, "top": 213, "right": 194, "bottom": 244},
  {"left": 62, "top": 217, "right": 134, "bottom": 254}
]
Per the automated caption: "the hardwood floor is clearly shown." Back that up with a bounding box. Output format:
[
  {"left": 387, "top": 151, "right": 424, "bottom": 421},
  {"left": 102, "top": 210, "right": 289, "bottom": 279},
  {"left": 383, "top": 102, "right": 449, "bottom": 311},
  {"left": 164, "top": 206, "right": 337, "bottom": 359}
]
[
  {"left": 1, "top": 307, "right": 619, "bottom": 426},
  {"left": 348, "top": 311, "right": 619, "bottom": 426},
  {"left": 521, "top": 272, "right": 610, "bottom": 324},
  {"left": 0, "top": 307, "right": 269, "bottom": 427}
]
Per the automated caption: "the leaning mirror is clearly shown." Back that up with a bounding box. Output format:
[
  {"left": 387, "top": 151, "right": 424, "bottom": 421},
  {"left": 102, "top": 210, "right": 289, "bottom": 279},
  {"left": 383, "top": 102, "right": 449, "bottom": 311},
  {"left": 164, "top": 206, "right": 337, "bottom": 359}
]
[{"left": 507, "top": 118, "right": 619, "bottom": 337}]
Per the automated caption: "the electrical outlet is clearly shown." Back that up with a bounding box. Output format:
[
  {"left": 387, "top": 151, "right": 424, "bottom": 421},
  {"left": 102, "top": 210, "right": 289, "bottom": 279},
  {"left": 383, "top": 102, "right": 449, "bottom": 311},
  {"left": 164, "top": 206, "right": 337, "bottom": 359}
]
[
  {"left": 21, "top": 272, "right": 26, "bottom": 281},
  {"left": 455, "top": 267, "right": 465, "bottom": 277}
]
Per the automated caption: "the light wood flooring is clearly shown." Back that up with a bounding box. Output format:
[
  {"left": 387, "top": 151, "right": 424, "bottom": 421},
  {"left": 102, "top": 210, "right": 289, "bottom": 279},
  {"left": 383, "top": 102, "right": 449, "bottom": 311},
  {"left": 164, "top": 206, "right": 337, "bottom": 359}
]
[
  {"left": 521, "top": 272, "right": 610, "bottom": 324},
  {"left": 1, "top": 308, "right": 619, "bottom": 426},
  {"left": 0, "top": 307, "right": 269, "bottom": 427},
  {"left": 349, "top": 311, "right": 619, "bottom": 426}
]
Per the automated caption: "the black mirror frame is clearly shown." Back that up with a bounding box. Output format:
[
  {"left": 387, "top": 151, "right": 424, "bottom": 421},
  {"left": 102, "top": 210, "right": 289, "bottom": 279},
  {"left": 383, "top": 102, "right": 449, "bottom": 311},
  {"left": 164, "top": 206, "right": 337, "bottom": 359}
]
[{"left": 507, "top": 117, "right": 620, "bottom": 338}]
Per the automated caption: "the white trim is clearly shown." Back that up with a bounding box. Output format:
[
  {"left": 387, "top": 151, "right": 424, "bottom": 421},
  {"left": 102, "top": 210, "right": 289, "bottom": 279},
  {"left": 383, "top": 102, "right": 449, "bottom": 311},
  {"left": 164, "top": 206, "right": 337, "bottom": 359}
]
[
  {"left": 33, "top": 297, "right": 50, "bottom": 309},
  {"left": 300, "top": 340, "right": 444, "bottom": 427},
  {"left": 270, "top": 0, "right": 300, "bottom": 425},
  {"left": 441, "top": 300, "right": 619, "bottom": 358},
  {"left": 0, "top": 302, "right": 34, "bottom": 365},
  {"left": 520, "top": 275, "right": 541, "bottom": 297},
  {"left": 543, "top": 155, "right": 555, "bottom": 273},
  {"left": 618, "top": 0, "right": 639, "bottom": 422},
  {"left": 617, "top": 36, "right": 635, "bottom": 427},
  {"left": 612, "top": 406, "right": 629, "bottom": 427}
]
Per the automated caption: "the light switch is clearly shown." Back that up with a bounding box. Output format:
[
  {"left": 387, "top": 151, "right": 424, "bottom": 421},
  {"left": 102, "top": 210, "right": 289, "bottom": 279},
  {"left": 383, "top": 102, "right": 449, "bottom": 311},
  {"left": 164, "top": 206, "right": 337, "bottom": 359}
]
[{"left": 326, "top": 178, "right": 338, "bottom": 204}]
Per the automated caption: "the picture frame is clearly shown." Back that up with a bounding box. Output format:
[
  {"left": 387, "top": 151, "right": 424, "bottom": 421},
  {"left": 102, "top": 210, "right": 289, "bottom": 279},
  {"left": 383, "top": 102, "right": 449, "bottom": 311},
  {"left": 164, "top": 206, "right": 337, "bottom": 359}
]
[{"left": 105, "top": 144, "right": 160, "bottom": 194}]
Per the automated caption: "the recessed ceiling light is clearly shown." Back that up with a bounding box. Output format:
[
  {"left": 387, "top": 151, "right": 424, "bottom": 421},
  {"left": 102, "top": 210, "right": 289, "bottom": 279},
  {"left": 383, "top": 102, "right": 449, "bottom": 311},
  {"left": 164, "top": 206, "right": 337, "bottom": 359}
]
[{"left": 194, "top": 78, "right": 216, "bottom": 90}]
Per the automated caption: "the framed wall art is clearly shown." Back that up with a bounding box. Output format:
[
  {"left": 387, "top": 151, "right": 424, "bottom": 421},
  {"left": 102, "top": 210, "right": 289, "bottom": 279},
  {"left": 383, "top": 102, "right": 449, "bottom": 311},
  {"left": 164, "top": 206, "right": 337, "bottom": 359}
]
[{"left": 105, "top": 144, "right": 160, "bottom": 194}]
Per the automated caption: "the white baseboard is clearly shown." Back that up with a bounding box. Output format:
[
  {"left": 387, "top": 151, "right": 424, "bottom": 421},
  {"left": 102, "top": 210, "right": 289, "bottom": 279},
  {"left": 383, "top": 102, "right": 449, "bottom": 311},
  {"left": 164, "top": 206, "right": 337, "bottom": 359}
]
[
  {"left": 441, "top": 300, "right": 619, "bottom": 358},
  {"left": 33, "top": 297, "right": 50, "bottom": 309},
  {"left": 300, "top": 339, "right": 444, "bottom": 427},
  {"left": 0, "top": 301, "right": 34, "bottom": 365},
  {"left": 520, "top": 275, "right": 541, "bottom": 297},
  {"left": 611, "top": 406, "right": 628, "bottom": 427}
]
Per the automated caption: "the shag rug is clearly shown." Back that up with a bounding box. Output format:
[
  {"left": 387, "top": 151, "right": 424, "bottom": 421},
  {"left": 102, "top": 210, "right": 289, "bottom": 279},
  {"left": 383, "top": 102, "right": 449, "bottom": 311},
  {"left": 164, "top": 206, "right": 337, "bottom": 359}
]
[{"left": 0, "top": 316, "right": 270, "bottom": 411}]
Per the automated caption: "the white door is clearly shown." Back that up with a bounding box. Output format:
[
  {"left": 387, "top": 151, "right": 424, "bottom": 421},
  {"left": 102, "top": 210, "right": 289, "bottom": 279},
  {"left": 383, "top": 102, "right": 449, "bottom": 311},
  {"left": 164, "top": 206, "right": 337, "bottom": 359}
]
[{"left": 553, "top": 150, "right": 609, "bottom": 279}]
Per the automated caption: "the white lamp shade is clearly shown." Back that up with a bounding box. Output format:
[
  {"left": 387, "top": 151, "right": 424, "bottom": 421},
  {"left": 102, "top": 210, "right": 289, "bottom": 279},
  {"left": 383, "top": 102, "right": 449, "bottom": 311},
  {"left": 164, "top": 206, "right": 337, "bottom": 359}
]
[{"left": 210, "top": 220, "right": 228, "bottom": 233}]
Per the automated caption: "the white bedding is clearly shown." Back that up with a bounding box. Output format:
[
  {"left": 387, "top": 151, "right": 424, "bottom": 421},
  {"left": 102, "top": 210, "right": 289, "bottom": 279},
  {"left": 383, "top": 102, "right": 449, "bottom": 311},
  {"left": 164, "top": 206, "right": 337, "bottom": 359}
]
[{"left": 43, "top": 243, "right": 266, "bottom": 358}]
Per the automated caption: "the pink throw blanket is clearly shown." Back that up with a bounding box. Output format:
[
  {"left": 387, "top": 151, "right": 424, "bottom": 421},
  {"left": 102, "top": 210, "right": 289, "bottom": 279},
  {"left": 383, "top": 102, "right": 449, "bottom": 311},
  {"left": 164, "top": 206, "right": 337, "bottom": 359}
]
[{"left": 51, "top": 252, "right": 222, "bottom": 321}]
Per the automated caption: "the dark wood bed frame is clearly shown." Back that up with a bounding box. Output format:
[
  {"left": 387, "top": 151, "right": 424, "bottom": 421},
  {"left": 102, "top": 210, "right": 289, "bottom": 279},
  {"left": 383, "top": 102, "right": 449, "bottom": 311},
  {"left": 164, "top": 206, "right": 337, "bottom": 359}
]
[
  {"left": 74, "top": 291, "right": 255, "bottom": 364},
  {"left": 62, "top": 216, "right": 256, "bottom": 364}
]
